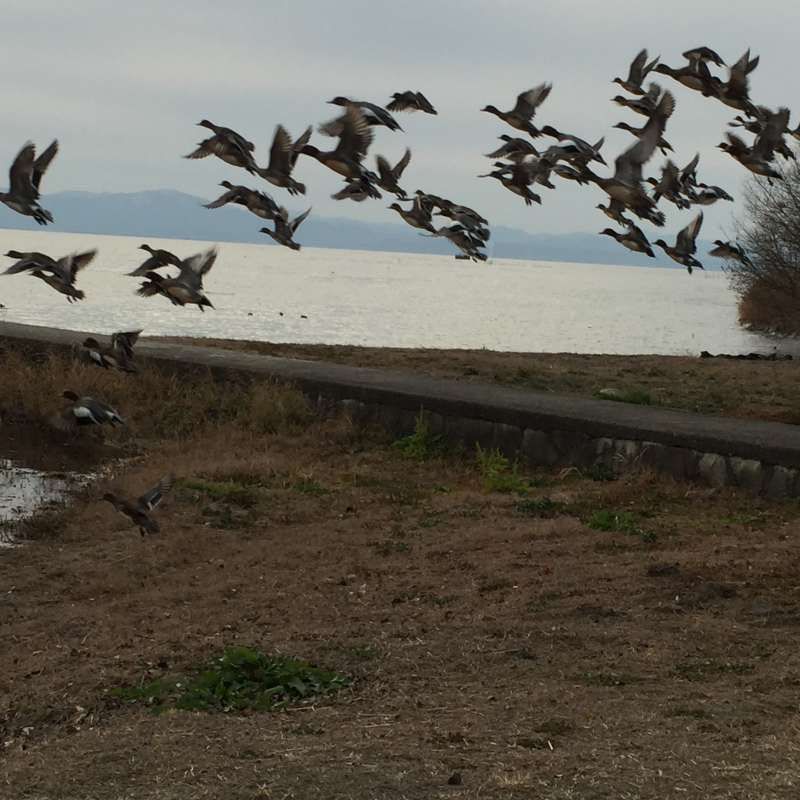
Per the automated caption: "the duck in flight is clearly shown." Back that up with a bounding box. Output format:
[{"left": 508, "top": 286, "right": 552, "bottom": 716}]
[
  {"left": 103, "top": 475, "right": 174, "bottom": 537},
  {"left": 481, "top": 83, "right": 552, "bottom": 137},
  {"left": 386, "top": 91, "right": 437, "bottom": 115},
  {"left": 137, "top": 247, "right": 217, "bottom": 311},
  {"left": 0, "top": 140, "right": 58, "bottom": 225},
  {"left": 260, "top": 207, "right": 311, "bottom": 250},
  {"left": 653, "top": 211, "right": 705, "bottom": 274}
]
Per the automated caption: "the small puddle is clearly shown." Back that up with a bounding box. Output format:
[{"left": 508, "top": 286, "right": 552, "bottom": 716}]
[{"left": 0, "top": 460, "right": 88, "bottom": 547}]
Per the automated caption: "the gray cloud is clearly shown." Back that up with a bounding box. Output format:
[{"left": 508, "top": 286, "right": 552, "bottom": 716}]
[{"left": 0, "top": 0, "right": 795, "bottom": 239}]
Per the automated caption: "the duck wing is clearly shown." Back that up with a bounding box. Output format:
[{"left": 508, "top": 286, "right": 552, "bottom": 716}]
[
  {"left": 138, "top": 474, "right": 175, "bottom": 512},
  {"left": 8, "top": 143, "right": 37, "bottom": 200},
  {"left": 290, "top": 126, "right": 312, "bottom": 167},
  {"left": 111, "top": 329, "right": 142, "bottom": 359},
  {"left": 2, "top": 251, "right": 58, "bottom": 274},
  {"left": 512, "top": 83, "right": 552, "bottom": 120},
  {"left": 290, "top": 207, "right": 312, "bottom": 235},
  {"left": 178, "top": 247, "right": 217, "bottom": 289},
  {"left": 32, "top": 140, "right": 58, "bottom": 191},
  {"left": 614, "top": 90, "right": 675, "bottom": 185},
  {"left": 627, "top": 49, "right": 649, "bottom": 84},
  {"left": 57, "top": 249, "right": 97, "bottom": 282},
  {"left": 415, "top": 92, "right": 437, "bottom": 114},
  {"left": 726, "top": 50, "right": 754, "bottom": 99},
  {"left": 754, "top": 107, "right": 790, "bottom": 161},
  {"left": 356, "top": 100, "right": 402, "bottom": 131},
  {"left": 203, "top": 187, "right": 241, "bottom": 209},
  {"left": 268, "top": 125, "right": 294, "bottom": 175},
  {"left": 334, "top": 106, "right": 373, "bottom": 164},
  {"left": 680, "top": 153, "right": 700, "bottom": 187},
  {"left": 392, "top": 148, "right": 412, "bottom": 180},
  {"left": 676, "top": 211, "right": 704, "bottom": 254}
]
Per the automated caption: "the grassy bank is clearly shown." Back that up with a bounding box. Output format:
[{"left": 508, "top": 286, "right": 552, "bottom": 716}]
[
  {"left": 4, "top": 345, "right": 800, "bottom": 798},
  {"left": 161, "top": 338, "right": 800, "bottom": 425}
]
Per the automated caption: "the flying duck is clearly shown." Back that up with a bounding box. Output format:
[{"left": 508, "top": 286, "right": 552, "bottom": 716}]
[
  {"left": 185, "top": 121, "right": 256, "bottom": 172},
  {"left": 708, "top": 240, "right": 752, "bottom": 267},
  {"left": 612, "top": 83, "right": 661, "bottom": 117},
  {"left": 682, "top": 46, "right": 725, "bottom": 67},
  {"left": 325, "top": 97, "right": 402, "bottom": 132},
  {"left": 375, "top": 148, "right": 411, "bottom": 198},
  {"left": 128, "top": 244, "right": 183, "bottom": 277},
  {"left": 3, "top": 249, "right": 96, "bottom": 301},
  {"left": 481, "top": 83, "right": 552, "bottom": 137},
  {"left": 254, "top": 125, "right": 311, "bottom": 195},
  {"left": 596, "top": 200, "right": 633, "bottom": 227},
  {"left": 613, "top": 121, "right": 673, "bottom": 156},
  {"left": 613, "top": 49, "right": 660, "bottom": 95},
  {"left": 388, "top": 196, "right": 436, "bottom": 232},
  {"left": 485, "top": 136, "right": 540, "bottom": 161},
  {"left": 386, "top": 91, "right": 437, "bottom": 115},
  {"left": 653, "top": 212, "right": 705, "bottom": 273},
  {"left": 690, "top": 183, "right": 734, "bottom": 205},
  {"left": 62, "top": 390, "right": 125, "bottom": 428},
  {"left": 81, "top": 330, "right": 142, "bottom": 372},
  {"left": 599, "top": 224, "right": 655, "bottom": 257},
  {"left": 583, "top": 89, "right": 675, "bottom": 227},
  {"left": 540, "top": 128, "right": 606, "bottom": 166},
  {"left": 103, "top": 474, "right": 174, "bottom": 536},
  {"left": 204, "top": 181, "right": 280, "bottom": 220},
  {"left": 717, "top": 110, "right": 789, "bottom": 181},
  {"left": 0, "top": 141, "right": 58, "bottom": 225},
  {"left": 647, "top": 160, "right": 691, "bottom": 209},
  {"left": 653, "top": 60, "right": 716, "bottom": 96},
  {"left": 478, "top": 159, "right": 544, "bottom": 206},
  {"left": 709, "top": 49, "right": 759, "bottom": 115},
  {"left": 260, "top": 207, "right": 311, "bottom": 250},
  {"left": 301, "top": 106, "right": 374, "bottom": 181},
  {"left": 331, "top": 174, "right": 382, "bottom": 202},
  {"left": 427, "top": 225, "right": 487, "bottom": 261},
  {"left": 136, "top": 248, "right": 217, "bottom": 311}
]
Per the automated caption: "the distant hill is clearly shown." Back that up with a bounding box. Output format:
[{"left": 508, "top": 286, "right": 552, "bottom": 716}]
[{"left": 0, "top": 189, "right": 719, "bottom": 269}]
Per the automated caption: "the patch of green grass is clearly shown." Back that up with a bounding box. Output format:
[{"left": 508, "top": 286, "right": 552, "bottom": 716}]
[
  {"left": 111, "top": 646, "right": 348, "bottom": 713},
  {"left": 478, "top": 576, "right": 513, "bottom": 593},
  {"left": 180, "top": 478, "right": 261, "bottom": 508},
  {"left": 292, "top": 478, "right": 329, "bottom": 496},
  {"left": 515, "top": 497, "right": 567, "bottom": 518},
  {"left": 393, "top": 412, "right": 444, "bottom": 461},
  {"left": 586, "top": 509, "right": 656, "bottom": 543},
  {"left": 475, "top": 444, "right": 529, "bottom": 494},
  {"left": 371, "top": 539, "right": 411, "bottom": 556}
]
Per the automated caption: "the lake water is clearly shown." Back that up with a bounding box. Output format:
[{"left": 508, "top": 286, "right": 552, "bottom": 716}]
[{"left": 0, "top": 228, "right": 789, "bottom": 356}]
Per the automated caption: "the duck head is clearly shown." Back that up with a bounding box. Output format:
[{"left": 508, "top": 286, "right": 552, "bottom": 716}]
[
  {"left": 611, "top": 96, "right": 629, "bottom": 105},
  {"left": 327, "top": 96, "right": 350, "bottom": 107},
  {"left": 300, "top": 144, "right": 320, "bottom": 158},
  {"left": 4, "top": 250, "right": 24, "bottom": 258},
  {"left": 612, "top": 123, "right": 633, "bottom": 132},
  {"left": 139, "top": 244, "right": 154, "bottom": 253},
  {"left": 220, "top": 180, "right": 234, "bottom": 189},
  {"left": 82, "top": 337, "right": 100, "bottom": 349},
  {"left": 197, "top": 119, "right": 215, "bottom": 130},
  {"left": 101, "top": 492, "right": 118, "bottom": 505},
  {"left": 599, "top": 229, "right": 618, "bottom": 238},
  {"left": 62, "top": 390, "right": 79, "bottom": 401},
  {"left": 713, "top": 239, "right": 726, "bottom": 247},
  {"left": 481, "top": 105, "right": 501, "bottom": 115},
  {"left": 612, "top": 77, "right": 625, "bottom": 87},
  {"left": 652, "top": 239, "right": 668, "bottom": 250},
  {"left": 387, "top": 203, "right": 403, "bottom": 212}
]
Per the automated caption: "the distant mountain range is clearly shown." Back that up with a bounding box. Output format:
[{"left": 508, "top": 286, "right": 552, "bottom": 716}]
[{"left": 0, "top": 189, "right": 720, "bottom": 269}]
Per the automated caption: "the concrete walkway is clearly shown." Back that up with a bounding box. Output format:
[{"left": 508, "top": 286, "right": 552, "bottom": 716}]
[{"left": 3, "top": 321, "right": 800, "bottom": 488}]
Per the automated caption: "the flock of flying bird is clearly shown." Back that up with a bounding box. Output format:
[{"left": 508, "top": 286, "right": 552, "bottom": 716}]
[{"left": 0, "top": 47, "right": 797, "bottom": 535}]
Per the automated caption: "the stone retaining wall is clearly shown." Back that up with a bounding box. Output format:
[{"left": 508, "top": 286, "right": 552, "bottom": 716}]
[{"left": 3, "top": 321, "right": 800, "bottom": 497}]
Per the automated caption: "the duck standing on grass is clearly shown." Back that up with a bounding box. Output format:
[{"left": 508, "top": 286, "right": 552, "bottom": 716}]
[
  {"left": 0, "top": 140, "right": 58, "bottom": 225},
  {"left": 61, "top": 391, "right": 125, "bottom": 429},
  {"left": 103, "top": 475, "right": 174, "bottom": 537}
]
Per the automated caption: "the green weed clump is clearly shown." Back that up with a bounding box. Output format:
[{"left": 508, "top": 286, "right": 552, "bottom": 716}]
[
  {"left": 586, "top": 509, "right": 656, "bottom": 543},
  {"left": 111, "top": 646, "right": 348, "bottom": 713},
  {"left": 475, "top": 444, "right": 529, "bottom": 494},
  {"left": 393, "top": 412, "right": 444, "bottom": 461},
  {"left": 515, "top": 497, "right": 567, "bottom": 517}
]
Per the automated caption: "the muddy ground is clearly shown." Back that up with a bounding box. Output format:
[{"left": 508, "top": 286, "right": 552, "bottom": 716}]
[{"left": 4, "top": 410, "right": 800, "bottom": 798}]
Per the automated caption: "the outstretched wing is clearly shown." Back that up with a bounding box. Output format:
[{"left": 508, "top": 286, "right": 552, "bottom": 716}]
[
  {"left": 393, "top": 148, "right": 412, "bottom": 179},
  {"left": 32, "top": 140, "right": 58, "bottom": 191},
  {"left": 676, "top": 211, "right": 704, "bottom": 253},
  {"left": 8, "top": 143, "right": 37, "bottom": 199},
  {"left": 111, "top": 329, "right": 142, "bottom": 358},
  {"left": 628, "top": 49, "right": 649, "bottom": 83},
  {"left": 179, "top": 247, "right": 217, "bottom": 288},
  {"left": 614, "top": 90, "right": 675, "bottom": 185},
  {"left": 513, "top": 83, "right": 552, "bottom": 120},
  {"left": 138, "top": 474, "right": 175, "bottom": 511},
  {"left": 290, "top": 207, "right": 312, "bottom": 234},
  {"left": 268, "top": 125, "right": 293, "bottom": 174},
  {"left": 334, "top": 105, "right": 373, "bottom": 163}
]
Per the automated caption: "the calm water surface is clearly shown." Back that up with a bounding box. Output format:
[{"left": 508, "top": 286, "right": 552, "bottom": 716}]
[{"left": 0, "top": 228, "right": 789, "bottom": 355}]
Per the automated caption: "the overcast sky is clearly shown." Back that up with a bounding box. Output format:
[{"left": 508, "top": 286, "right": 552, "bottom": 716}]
[{"left": 1, "top": 0, "right": 797, "bottom": 239}]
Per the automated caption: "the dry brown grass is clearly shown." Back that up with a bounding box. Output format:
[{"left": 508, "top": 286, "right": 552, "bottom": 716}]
[
  {"left": 0, "top": 343, "right": 312, "bottom": 442},
  {"left": 162, "top": 337, "right": 800, "bottom": 424},
  {"left": 4, "top": 340, "right": 800, "bottom": 797}
]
